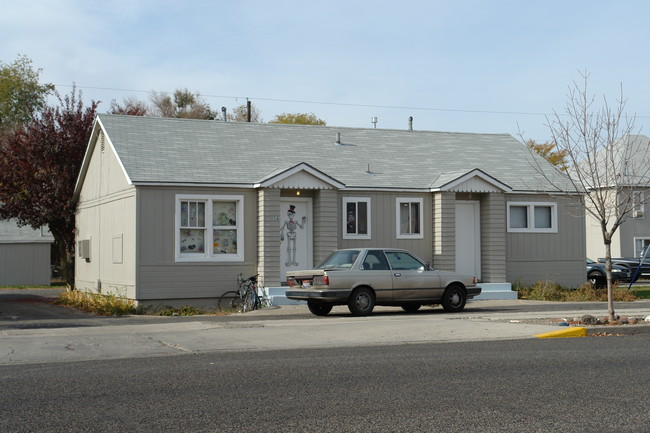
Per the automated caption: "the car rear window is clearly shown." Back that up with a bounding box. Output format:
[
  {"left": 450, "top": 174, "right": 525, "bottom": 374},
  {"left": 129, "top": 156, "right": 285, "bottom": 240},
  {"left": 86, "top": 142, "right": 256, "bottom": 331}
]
[{"left": 316, "top": 250, "right": 360, "bottom": 269}]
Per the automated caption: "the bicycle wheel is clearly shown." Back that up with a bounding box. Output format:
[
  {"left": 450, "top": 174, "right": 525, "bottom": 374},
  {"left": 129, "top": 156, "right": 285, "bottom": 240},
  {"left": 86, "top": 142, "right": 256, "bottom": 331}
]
[
  {"left": 242, "top": 290, "right": 257, "bottom": 312},
  {"left": 218, "top": 291, "right": 243, "bottom": 312}
]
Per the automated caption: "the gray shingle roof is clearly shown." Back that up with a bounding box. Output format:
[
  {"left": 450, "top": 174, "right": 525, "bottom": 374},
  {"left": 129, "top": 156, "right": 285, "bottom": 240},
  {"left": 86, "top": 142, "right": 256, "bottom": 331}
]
[
  {"left": 96, "top": 114, "right": 573, "bottom": 192},
  {"left": 0, "top": 219, "right": 53, "bottom": 244}
]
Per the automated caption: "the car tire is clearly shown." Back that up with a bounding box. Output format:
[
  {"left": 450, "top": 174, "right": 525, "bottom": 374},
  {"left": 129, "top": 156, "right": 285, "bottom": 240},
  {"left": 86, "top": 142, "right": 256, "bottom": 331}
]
[
  {"left": 307, "top": 301, "right": 333, "bottom": 316},
  {"left": 348, "top": 287, "right": 375, "bottom": 316},
  {"left": 441, "top": 285, "right": 467, "bottom": 313},
  {"left": 588, "top": 272, "right": 605, "bottom": 288},
  {"left": 401, "top": 304, "right": 421, "bottom": 313}
]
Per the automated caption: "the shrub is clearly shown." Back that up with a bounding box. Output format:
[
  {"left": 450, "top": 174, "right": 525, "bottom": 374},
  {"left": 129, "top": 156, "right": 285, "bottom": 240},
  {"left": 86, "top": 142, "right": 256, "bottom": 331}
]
[
  {"left": 55, "top": 290, "right": 136, "bottom": 316},
  {"left": 515, "top": 281, "right": 638, "bottom": 302}
]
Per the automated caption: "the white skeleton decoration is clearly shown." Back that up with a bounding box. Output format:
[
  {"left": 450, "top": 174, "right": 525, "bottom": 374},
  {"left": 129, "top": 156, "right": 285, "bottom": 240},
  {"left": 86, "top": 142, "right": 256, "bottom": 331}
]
[{"left": 280, "top": 204, "right": 307, "bottom": 266}]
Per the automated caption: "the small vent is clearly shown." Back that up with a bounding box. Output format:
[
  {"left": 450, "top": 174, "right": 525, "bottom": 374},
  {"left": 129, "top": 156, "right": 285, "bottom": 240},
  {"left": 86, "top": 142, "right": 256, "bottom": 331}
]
[
  {"left": 633, "top": 210, "right": 644, "bottom": 218},
  {"left": 100, "top": 133, "right": 106, "bottom": 153},
  {"left": 78, "top": 239, "right": 91, "bottom": 262}
]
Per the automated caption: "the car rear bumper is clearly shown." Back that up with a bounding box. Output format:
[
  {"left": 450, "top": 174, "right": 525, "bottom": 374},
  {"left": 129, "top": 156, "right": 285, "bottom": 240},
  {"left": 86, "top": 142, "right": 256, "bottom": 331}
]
[
  {"left": 467, "top": 286, "right": 481, "bottom": 299},
  {"left": 285, "top": 289, "right": 351, "bottom": 302}
]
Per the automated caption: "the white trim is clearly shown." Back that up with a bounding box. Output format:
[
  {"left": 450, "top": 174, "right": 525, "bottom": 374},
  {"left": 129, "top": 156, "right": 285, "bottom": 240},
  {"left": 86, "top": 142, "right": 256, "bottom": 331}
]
[
  {"left": 396, "top": 197, "right": 424, "bottom": 239},
  {"left": 175, "top": 194, "right": 244, "bottom": 262},
  {"left": 342, "top": 197, "right": 371, "bottom": 240},
  {"left": 506, "top": 201, "right": 558, "bottom": 233},
  {"left": 438, "top": 169, "right": 512, "bottom": 193},
  {"left": 257, "top": 163, "right": 345, "bottom": 189},
  {"left": 633, "top": 237, "right": 650, "bottom": 257}
]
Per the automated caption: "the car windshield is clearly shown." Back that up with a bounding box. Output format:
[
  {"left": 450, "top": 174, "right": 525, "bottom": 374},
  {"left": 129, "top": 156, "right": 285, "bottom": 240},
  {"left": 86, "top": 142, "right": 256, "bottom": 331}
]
[{"left": 316, "top": 250, "right": 360, "bottom": 269}]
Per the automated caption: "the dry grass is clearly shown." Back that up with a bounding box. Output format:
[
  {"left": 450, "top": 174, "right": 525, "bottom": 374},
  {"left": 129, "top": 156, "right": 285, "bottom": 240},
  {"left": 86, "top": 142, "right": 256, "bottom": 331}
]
[
  {"left": 55, "top": 290, "right": 137, "bottom": 316},
  {"left": 515, "top": 281, "right": 638, "bottom": 302}
]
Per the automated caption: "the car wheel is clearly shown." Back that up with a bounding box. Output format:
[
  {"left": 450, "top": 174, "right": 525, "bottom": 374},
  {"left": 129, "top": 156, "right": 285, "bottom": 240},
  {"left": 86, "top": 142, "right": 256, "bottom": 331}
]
[
  {"left": 588, "top": 272, "right": 605, "bottom": 288},
  {"left": 348, "top": 287, "right": 375, "bottom": 316},
  {"left": 401, "top": 304, "right": 421, "bottom": 313},
  {"left": 307, "top": 301, "right": 333, "bottom": 316},
  {"left": 441, "top": 285, "right": 467, "bottom": 313}
]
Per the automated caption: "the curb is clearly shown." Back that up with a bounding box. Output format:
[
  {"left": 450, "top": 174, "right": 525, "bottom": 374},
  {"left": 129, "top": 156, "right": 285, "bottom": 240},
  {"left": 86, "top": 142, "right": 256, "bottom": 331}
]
[
  {"left": 586, "top": 324, "right": 650, "bottom": 336},
  {"left": 535, "top": 327, "right": 587, "bottom": 339}
]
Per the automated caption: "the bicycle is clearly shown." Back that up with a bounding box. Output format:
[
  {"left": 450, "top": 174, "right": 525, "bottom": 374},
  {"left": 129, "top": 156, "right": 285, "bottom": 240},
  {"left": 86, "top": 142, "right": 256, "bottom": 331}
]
[{"left": 218, "top": 273, "right": 265, "bottom": 312}]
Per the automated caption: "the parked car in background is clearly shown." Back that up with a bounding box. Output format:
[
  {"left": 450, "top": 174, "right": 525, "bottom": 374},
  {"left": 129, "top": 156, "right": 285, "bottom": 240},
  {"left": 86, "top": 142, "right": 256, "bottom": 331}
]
[
  {"left": 285, "top": 248, "right": 480, "bottom": 316},
  {"left": 598, "top": 245, "right": 650, "bottom": 281},
  {"left": 586, "top": 259, "right": 631, "bottom": 288}
]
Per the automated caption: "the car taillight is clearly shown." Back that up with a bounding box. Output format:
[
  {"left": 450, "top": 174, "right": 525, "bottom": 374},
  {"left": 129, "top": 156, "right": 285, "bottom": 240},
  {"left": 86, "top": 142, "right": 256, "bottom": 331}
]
[
  {"left": 313, "top": 275, "right": 329, "bottom": 286},
  {"left": 472, "top": 277, "right": 477, "bottom": 285},
  {"left": 287, "top": 277, "right": 297, "bottom": 287}
]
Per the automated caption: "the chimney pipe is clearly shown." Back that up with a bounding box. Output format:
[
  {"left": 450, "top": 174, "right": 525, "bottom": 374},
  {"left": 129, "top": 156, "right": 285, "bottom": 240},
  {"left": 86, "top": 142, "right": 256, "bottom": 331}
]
[
  {"left": 246, "top": 99, "right": 252, "bottom": 122},
  {"left": 408, "top": 116, "right": 413, "bottom": 131},
  {"left": 335, "top": 132, "right": 341, "bottom": 145},
  {"left": 222, "top": 106, "right": 227, "bottom": 121}
]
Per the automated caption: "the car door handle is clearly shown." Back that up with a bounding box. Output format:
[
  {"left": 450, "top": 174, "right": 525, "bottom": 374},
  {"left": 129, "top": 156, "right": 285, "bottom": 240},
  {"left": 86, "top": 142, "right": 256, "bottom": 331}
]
[{"left": 394, "top": 273, "right": 401, "bottom": 277}]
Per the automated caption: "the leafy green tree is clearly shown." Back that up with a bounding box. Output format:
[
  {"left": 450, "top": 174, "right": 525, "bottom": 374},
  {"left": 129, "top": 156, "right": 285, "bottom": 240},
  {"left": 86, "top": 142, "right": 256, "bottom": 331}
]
[
  {"left": 0, "top": 55, "right": 54, "bottom": 131},
  {"left": 149, "top": 88, "right": 213, "bottom": 119},
  {"left": 0, "top": 86, "right": 98, "bottom": 286},
  {"left": 270, "top": 112, "right": 326, "bottom": 126}
]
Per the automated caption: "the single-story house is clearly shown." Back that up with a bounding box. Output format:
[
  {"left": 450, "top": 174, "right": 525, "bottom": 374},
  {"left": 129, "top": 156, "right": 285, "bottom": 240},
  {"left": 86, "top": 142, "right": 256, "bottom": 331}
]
[
  {"left": 0, "top": 219, "right": 53, "bottom": 285},
  {"left": 73, "top": 114, "right": 585, "bottom": 308}
]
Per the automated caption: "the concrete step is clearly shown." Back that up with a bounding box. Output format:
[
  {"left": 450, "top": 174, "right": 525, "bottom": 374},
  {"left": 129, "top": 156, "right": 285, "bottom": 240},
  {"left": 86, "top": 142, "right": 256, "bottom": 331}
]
[{"left": 474, "top": 283, "right": 518, "bottom": 300}]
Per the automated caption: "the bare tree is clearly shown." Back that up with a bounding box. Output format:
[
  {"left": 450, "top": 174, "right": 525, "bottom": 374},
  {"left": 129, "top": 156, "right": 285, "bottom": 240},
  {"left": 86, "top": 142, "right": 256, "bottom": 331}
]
[
  {"left": 531, "top": 72, "right": 650, "bottom": 320},
  {"left": 228, "top": 101, "right": 261, "bottom": 122},
  {"left": 149, "top": 89, "right": 213, "bottom": 119}
]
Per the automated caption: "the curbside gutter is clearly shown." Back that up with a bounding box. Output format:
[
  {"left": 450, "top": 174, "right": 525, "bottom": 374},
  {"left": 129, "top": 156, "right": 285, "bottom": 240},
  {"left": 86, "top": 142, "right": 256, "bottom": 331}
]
[{"left": 534, "top": 324, "right": 650, "bottom": 339}]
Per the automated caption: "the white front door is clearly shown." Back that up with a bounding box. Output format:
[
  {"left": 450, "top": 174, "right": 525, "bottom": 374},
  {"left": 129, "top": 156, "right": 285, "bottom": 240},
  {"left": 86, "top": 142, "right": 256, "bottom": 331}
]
[
  {"left": 455, "top": 200, "right": 481, "bottom": 279},
  {"left": 280, "top": 197, "right": 313, "bottom": 283}
]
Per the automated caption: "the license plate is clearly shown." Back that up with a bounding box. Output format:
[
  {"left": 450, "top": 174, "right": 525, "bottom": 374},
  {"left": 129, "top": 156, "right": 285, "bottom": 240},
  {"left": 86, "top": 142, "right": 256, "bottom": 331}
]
[{"left": 302, "top": 281, "right": 312, "bottom": 288}]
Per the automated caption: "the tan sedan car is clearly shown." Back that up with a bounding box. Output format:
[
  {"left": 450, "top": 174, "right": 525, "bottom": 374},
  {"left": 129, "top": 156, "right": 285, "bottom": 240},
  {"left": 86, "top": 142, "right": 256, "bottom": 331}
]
[{"left": 285, "top": 248, "right": 480, "bottom": 316}]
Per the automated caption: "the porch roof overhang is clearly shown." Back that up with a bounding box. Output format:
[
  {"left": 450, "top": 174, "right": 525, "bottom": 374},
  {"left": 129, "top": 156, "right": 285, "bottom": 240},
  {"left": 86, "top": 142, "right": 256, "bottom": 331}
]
[
  {"left": 255, "top": 162, "right": 345, "bottom": 190},
  {"left": 430, "top": 168, "right": 512, "bottom": 193}
]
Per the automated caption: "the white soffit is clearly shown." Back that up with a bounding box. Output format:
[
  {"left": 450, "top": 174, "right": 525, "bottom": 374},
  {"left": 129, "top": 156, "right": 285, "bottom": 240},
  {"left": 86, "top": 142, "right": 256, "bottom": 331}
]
[
  {"left": 258, "top": 163, "right": 344, "bottom": 190},
  {"left": 438, "top": 169, "right": 512, "bottom": 193}
]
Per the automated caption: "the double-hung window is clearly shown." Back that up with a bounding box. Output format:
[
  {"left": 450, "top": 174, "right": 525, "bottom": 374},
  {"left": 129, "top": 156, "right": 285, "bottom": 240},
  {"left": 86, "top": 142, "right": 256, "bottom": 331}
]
[
  {"left": 507, "top": 202, "right": 557, "bottom": 233},
  {"left": 343, "top": 197, "right": 371, "bottom": 239},
  {"left": 396, "top": 198, "right": 423, "bottom": 239},
  {"left": 176, "top": 194, "right": 244, "bottom": 261},
  {"left": 632, "top": 191, "right": 644, "bottom": 218}
]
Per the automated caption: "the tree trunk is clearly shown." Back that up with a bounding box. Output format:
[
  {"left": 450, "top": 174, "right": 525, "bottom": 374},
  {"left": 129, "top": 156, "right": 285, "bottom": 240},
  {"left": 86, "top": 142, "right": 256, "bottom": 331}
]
[
  {"left": 604, "top": 242, "right": 616, "bottom": 321},
  {"left": 58, "top": 240, "right": 75, "bottom": 290}
]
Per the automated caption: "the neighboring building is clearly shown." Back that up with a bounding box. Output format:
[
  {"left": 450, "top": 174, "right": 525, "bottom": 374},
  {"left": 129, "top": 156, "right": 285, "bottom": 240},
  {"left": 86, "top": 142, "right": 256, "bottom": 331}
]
[
  {"left": 0, "top": 219, "right": 54, "bottom": 285},
  {"left": 585, "top": 135, "right": 650, "bottom": 260},
  {"left": 73, "top": 114, "right": 585, "bottom": 308}
]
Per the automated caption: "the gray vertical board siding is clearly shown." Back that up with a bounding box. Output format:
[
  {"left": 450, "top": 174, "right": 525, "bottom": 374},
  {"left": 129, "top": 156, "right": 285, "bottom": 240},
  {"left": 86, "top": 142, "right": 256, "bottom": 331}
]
[
  {"left": 74, "top": 133, "right": 137, "bottom": 297},
  {"left": 480, "top": 193, "right": 507, "bottom": 282},
  {"left": 136, "top": 187, "right": 258, "bottom": 299},
  {"left": 618, "top": 208, "right": 650, "bottom": 257},
  {"left": 313, "top": 189, "right": 338, "bottom": 266},
  {"left": 506, "top": 195, "right": 586, "bottom": 287},
  {"left": 0, "top": 243, "right": 50, "bottom": 285},
  {"left": 258, "top": 188, "right": 282, "bottom": 286}
]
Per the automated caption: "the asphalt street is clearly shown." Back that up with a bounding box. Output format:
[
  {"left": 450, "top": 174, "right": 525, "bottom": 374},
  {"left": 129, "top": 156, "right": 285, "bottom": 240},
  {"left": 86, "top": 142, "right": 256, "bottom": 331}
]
[{"left": 1, "top": 288, "right": 650, "bottom": 366}]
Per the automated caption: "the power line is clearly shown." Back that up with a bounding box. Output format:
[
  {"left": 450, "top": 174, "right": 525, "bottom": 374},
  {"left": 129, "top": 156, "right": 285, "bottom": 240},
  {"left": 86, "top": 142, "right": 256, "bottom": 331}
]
[{"left": 53, "top": 83, "right": 650, "bottom": 119}]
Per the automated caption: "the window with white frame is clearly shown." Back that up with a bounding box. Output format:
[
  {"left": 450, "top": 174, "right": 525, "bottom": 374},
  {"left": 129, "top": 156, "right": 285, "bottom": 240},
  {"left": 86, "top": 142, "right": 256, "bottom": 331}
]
[
  {"left": 632, "top": 191, "right": 644, "bottom": 218},
  {"left": 507, "top": 202, "right": 557, "bottom": 233},
  {"left": 396, "top": 198, "right": 423, "bottom": 239},
  {"left": 343, "top": 197, "right": 371, "bottom": 239},
  {"left": 634, "top": 237, "right": 650, "bottom": 257},
  {"left": 176, "top": 194, "right": 244, "bottom": 261}
]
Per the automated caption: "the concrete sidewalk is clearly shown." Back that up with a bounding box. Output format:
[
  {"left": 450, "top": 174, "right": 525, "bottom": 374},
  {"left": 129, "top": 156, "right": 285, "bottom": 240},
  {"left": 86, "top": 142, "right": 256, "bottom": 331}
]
[{"left": 2, "top": 298, "right": 650, "bottom": 366}]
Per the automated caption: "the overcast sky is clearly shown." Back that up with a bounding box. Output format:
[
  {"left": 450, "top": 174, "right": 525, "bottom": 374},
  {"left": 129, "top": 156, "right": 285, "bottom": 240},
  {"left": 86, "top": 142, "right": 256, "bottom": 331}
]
[{"left": 1, "top": 0, "right": 648, "bottom": 142}]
